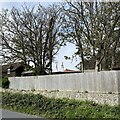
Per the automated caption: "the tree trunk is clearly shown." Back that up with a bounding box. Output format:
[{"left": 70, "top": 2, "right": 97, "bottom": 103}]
[{"left": 81, "top": 52, "right": 84, "bottom": 72}]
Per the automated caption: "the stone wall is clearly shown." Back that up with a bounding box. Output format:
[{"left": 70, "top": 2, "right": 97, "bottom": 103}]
[
  {"left": 34, "top": 90, "right": 119, "bottom": 106},
  {"left": 1, "top": 89, "right": 119, "bottom": 106}
]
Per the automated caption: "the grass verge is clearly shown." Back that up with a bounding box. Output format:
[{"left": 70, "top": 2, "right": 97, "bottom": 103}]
[{"left": 2, "top": 91, "right": 120, "bottom": 119}]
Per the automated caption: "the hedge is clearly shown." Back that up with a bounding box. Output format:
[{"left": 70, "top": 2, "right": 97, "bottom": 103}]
[
  {"left": 2, "top": 91, "right": 120, "bottom": 119},
  {"left": 0, "top": 77, "right": 10, "bottom": 89}
]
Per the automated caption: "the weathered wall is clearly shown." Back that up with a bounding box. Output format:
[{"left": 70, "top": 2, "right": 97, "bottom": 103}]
[
  {"left": 9, "top": 71, "right": 120, "bottom": 93},
  {"left": 8, "top": 71, "right": 120, "bottom": 106}
]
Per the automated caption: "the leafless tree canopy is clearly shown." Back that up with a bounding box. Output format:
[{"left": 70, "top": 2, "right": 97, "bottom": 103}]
[
  {"left": 1, "top": 4, "right": 64, "bottom": 75},
  {"left": 1, "top": 2, "right": 120, "bottom": 74},
  {"left": 62, "top": 1, "right": 120, "bottom": 71}
]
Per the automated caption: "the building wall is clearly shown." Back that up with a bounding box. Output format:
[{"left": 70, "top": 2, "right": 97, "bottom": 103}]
[{"left": 2, "top": 71, "right": 16, "bottom": 78}]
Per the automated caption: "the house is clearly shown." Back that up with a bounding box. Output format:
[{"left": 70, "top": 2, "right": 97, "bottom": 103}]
[{"left": 1, "top": 62, "right": 25, "bottom": 77}]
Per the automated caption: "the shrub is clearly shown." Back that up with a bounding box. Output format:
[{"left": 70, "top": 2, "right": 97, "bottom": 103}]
[
  {"left": 2, "top": 92, "right": 120, "bottom": 119},
  {"left": 1, "top": 77, "right": 10, "bottom": 89}
]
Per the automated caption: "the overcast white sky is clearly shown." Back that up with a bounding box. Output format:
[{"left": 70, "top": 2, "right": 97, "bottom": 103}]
[{"left": 0, "top": 1, "right": 80, "bottom": 72}]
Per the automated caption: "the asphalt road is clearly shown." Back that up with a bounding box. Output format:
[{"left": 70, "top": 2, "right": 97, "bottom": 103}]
[{"left": 0, "top": 109, "right": 46, "bottom": 119}]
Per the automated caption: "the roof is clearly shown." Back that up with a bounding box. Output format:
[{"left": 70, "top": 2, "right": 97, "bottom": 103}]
[
  {"left": 2, "top": 62, "right": 24, "bottom": 73},
  {"left": 64, "top": 69, "right": 80, "bottom": 72},
  {"left": 21, "top": 70, "right": 34, "bottom": 76},
  {"left": 22, "top": 70, "right": 33, "bottom": 74},
  {"left": 52, "top": 69, "right": 81, "bottom": 75}
]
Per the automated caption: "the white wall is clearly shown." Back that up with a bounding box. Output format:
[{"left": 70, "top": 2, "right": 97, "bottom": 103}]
[{"left": 9, "top": 71, "right": 120, "bottom": 93}]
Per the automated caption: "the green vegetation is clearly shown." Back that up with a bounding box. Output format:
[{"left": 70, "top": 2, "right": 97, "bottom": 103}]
[
  {"left": 0, "top": 77, "right": 10, "bottom": 89},
  {"left": 2, "top": 92, "right": 120, "bottom": 119}
]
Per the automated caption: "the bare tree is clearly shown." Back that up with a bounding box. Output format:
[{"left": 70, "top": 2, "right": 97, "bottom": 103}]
[
  {"left": 1, "top": 4, "right": 63, "bottom": 75},
  {"left": 62, "top": 1, "right": 120, "bottom": 71}
]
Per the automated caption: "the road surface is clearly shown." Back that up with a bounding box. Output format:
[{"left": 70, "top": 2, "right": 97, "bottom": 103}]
[{"left": 0, "top": 109, "right": 48, "bottom": 119}]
